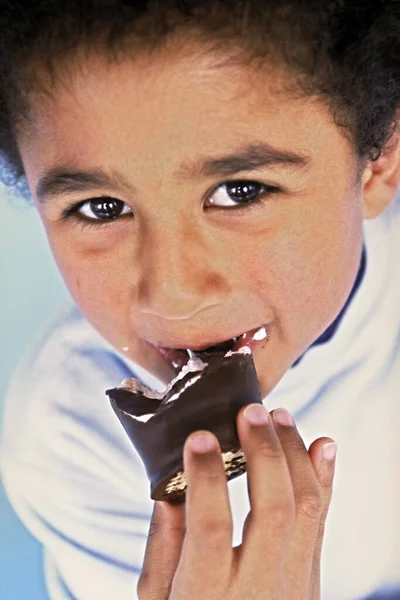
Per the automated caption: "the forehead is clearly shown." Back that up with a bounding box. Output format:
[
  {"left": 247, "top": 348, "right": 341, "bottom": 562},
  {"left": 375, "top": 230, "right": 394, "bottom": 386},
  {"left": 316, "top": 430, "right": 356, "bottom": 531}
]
[{"left": 18, "top": 45, "right": 341, "bottom": 183}]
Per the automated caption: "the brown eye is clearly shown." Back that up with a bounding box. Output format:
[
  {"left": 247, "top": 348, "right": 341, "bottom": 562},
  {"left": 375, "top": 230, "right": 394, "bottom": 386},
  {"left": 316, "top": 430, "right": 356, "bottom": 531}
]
[
  {"left": 208, "top": 181, "right": 267, "bottom": 208},
  {"left": 87, "top": 198, "right": 126, "bottom": 219},
  {"left": 76, "top": 198, "right": 132, "bottom": 221}
]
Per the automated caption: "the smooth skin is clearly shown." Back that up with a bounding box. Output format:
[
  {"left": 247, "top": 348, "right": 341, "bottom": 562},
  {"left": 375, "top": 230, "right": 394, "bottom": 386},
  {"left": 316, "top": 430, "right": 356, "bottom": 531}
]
[
  {"left": 16, "top": 36, "right": 400, "bottom": 599},
  {"left": 18, "top": 40, "right": 400, "bottom": 398}
]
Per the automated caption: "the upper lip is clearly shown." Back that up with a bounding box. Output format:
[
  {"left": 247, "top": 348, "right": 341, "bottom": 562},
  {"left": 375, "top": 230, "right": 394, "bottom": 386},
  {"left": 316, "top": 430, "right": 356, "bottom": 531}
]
[{"left": 147, "top": 326, "right": 263, "bottom": 351}]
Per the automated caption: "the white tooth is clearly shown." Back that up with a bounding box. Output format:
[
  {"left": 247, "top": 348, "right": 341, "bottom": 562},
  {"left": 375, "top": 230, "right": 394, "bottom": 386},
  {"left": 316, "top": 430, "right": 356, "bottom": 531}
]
[
  {"left": 252, "top": 326, "right": 268, "bottom": 341},
  {"left": 187, "top": 349, "right": 196, "bottom": 359}
]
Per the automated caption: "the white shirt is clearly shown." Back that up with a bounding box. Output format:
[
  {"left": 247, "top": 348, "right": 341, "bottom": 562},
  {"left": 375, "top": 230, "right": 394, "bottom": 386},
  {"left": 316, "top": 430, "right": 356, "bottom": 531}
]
[{"left": 1, "top": 195, "right": 399, "bottom": 600}]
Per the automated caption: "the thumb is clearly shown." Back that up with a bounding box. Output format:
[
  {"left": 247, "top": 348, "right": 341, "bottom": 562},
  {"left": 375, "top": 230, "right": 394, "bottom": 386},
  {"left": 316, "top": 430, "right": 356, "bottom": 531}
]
[
  {"left": 137, "top": 500, "right": 186, "bottom": 600},
  {"left": 308, "top": 437, "right": 337, "bottom": 600}
]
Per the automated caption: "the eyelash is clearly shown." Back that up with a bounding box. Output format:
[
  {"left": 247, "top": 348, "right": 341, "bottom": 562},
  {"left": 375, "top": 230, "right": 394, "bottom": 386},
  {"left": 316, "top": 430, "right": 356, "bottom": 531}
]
[{"left": 60, "top": 181, "right": 281, "bottom": 230}]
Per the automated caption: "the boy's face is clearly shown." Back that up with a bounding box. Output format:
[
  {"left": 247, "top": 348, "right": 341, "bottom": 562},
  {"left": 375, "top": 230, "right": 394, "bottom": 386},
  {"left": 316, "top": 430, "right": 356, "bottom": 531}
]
[{"left": 18, "top": 45, "right": 366, "bottom": 396}]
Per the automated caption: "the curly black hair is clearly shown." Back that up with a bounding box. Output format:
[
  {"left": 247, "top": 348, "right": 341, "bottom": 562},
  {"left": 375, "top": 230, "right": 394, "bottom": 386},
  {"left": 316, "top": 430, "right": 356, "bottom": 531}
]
[{"left": 0, "top": 0, "right": 399, "bottom": 200}]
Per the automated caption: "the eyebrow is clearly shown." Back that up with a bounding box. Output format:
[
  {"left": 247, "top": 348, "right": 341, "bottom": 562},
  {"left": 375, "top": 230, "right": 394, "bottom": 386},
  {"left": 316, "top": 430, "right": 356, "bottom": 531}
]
[
  {"left": 36, "top": 168, "right": 136, "bottom": 205},
  {"left": 177, "top": 142, "right": 311, "bottom": 179},
  {"left": 36, "top": 142, "right": 311, "bottom": 204}
]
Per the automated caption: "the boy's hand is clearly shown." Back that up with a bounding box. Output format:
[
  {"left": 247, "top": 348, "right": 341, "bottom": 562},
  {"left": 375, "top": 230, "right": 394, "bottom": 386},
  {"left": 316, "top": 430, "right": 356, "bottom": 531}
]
[{"left": 137, "top": 405, "right": 337, "bottom": 600}]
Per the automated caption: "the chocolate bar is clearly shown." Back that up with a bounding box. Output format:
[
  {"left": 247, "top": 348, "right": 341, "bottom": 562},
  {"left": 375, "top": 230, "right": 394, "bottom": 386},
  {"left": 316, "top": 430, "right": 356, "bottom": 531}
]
[{"left": 106, "top": 347, "right": 262, "bottom": 502}]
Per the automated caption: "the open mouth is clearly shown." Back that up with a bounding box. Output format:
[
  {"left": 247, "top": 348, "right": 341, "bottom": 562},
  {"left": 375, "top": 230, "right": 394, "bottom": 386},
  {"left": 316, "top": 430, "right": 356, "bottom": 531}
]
[
  {"left": 183, "top": 336, "right": 239, "bottom": 357},
  {"left": 155, "top": 326, "right": 269, "bottom": 372}
]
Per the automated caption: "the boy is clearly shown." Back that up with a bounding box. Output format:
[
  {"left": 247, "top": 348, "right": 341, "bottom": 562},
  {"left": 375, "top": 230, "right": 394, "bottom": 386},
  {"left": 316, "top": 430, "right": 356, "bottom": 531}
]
[{"left": 1, "top": 1, "right": 399, "bottom": 598}]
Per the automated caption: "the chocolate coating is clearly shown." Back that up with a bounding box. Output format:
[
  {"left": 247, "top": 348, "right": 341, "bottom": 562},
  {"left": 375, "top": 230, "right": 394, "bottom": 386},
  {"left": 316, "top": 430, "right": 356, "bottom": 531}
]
[{"left": 106, "top": 351, "right": 262, "bottom": 502}]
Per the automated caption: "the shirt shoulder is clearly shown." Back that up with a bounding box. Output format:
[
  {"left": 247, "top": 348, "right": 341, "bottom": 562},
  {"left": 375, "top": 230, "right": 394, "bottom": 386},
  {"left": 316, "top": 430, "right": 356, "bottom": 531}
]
[
  {"left": 0, "top": 306, "right": 152, "bottom": 598},
  {"left": 1, "top": 305, "right": 148, "bottom": 494}
]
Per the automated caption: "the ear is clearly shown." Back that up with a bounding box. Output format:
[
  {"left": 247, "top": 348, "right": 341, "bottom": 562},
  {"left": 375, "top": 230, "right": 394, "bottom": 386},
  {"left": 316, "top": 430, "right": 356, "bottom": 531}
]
[{"left": 361, "top": 124, "right": 400, "bottom": 219}]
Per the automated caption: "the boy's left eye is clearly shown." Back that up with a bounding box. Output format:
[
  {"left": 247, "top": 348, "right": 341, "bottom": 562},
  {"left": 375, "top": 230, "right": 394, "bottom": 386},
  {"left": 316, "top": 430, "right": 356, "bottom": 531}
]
[{"left": 207, "top": 180, "right": 269, "bottom": 208}]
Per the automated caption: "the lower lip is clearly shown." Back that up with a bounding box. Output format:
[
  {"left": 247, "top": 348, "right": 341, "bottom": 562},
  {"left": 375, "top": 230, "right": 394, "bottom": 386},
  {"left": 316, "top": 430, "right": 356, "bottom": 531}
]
[
  {"left": 155, "top": 325, "right": 269, "bottom": 374},
  {"left": 155, "top": 346, "right": 191, "bottom": 372}
]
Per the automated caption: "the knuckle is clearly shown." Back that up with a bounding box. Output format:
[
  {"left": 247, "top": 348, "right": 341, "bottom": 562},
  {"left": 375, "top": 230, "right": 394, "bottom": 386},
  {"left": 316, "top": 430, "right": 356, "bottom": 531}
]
[
  {"left": 318, "top": 504, "right": 331, "bottom": 533},
  {"left": 193, "top": 458, "right": 225, "bottom": 484},
  {"left": 147, "top": 518, "right": 162, "bottom": 539},
  {"left": 319, "top": 470, "right": 335, "bottom": 490},
  {"left": 203, "top": 465, "right": 224, "bottom": 483},
  {"left": 193, "top": 515, "right": 232, "bottom": 538},
  {"left": 297, "top": 489, "right": 323, "bottom": 521},
  {"left": 269, "top": 498, "right": 295, "bottom": 530},
  {"left": 256, "top": 437, "right": 282, "bottom": 461},
  {"left": 147, "top": 518, "right": 186, "bottom": 541}
]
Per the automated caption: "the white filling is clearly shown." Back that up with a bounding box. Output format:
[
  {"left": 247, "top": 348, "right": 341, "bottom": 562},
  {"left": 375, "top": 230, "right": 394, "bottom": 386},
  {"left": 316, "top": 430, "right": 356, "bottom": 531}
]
[
  {"left": 119, "top": 356, "right": 207, "bottom": 421},
  {"left": 164, "top": 373, "right": 203, "bottom": 404},
  {"left": 119, "top": 345, "right": 254, "bottom": 422},
  {"left": 120, "top": 378, "right": 165, "bottom": 400},
  {"left": 169, "top": 355, "right": 208, "bottom": 385},
  {"left": 120, "top": 356, "right": 207, "bottom": 397}
]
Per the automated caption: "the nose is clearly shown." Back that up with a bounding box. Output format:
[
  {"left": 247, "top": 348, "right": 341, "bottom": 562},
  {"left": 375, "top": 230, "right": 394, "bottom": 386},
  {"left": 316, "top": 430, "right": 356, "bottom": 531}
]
[{"left": 136, "top": 220, "right": 230, "bottom": 320}]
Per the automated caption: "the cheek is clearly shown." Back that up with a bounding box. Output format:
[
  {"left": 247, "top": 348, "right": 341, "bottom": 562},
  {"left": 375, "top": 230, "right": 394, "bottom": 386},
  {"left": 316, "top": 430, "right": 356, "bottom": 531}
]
[
  {"left": 240, "top": 194, "right": 364, "bottom": 337},
  {"left": 47, "top": 233, "right": 132, "bottom": 332}
]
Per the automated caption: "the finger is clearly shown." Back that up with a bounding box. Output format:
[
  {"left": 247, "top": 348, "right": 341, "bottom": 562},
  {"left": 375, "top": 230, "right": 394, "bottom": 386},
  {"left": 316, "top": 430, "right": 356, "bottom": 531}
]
[
  {"left": 270, "top": 409, "right": 324, "bottom": 592},
  {"left": 271, "top": 409, "right": 322, "bottom": 520},
  {"left": 236, "top": 404, "right": 295, "bottom": 574},
  {"left": 137, "top": 501, "right": 186, "bottom": 600},
  {"left": 173, "top": 430, "right": 233, "bottom": 594},
  {"left": 308, "top": 437, "right": 337, "bottom": 513},
  {"left": 308, "top": 437, "right": 337, "bottom": 596}
]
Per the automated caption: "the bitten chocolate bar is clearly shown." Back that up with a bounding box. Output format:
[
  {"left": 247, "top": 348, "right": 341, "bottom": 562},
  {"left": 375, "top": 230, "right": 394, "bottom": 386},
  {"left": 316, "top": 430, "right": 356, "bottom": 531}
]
[{"left": 106, "top": 347, "right": 262, "bottom": 502}]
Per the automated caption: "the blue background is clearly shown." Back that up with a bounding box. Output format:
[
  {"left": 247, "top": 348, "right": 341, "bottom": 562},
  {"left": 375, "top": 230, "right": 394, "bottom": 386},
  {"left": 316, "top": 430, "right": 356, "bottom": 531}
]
[{"left": 0, "top": 186, "right": 71, "bottom": 599}]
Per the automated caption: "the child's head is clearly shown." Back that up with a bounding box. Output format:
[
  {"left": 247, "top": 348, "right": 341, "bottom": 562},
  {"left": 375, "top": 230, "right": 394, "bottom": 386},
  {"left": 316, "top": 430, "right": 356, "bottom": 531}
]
[{"left": 1, "top": 0, "right": 399, "bottom": 394}]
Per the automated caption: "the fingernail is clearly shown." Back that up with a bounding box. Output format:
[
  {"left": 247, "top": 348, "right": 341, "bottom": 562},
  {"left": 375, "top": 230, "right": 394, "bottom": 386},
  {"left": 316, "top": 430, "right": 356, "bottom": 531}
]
[
  {"left": 244, "top": 403, "right": 270, "bottom": 425},
  {"left": 273, "top": 408, "right": 294, "bottom": 426},
  {"left": 189, "top": 431, "right": 216, "bottom": 453},
  {"left": 323, "top": 442, "right": 337, "bottom": 461}
]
